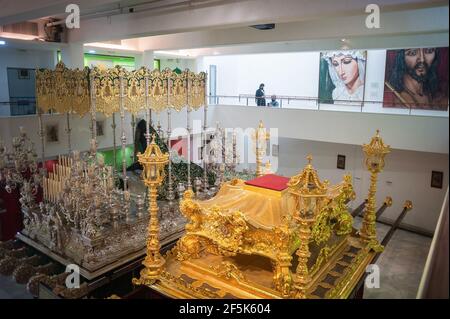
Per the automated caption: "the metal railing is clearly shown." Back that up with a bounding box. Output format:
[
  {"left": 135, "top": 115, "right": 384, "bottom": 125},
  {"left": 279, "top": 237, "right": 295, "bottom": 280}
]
[
  {"left": 1, "top": 93, "right": 448, "bottom": 118},
  {"left": 0, "top": 100, "right": 37, "bottom": 117},
  {"left": 208, "top": 94, "right": 449, "bottom": 117}
]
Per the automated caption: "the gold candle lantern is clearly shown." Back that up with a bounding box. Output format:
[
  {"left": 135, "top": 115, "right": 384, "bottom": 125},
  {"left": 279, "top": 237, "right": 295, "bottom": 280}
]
[
  {"left": 133, "top": 134, "right": 169, "bottom": 286},
  {"left": 289, "top": 155, "right": 330, "bottom": 298},
  {"left": 360, "top": 130, "right": 390, "bottom": 248}
]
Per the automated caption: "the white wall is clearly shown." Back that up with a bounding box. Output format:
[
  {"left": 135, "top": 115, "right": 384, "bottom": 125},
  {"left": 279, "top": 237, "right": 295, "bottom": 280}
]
[
  {"left": 207, "top": 105, "right": 449, "bottom": 154},
  {"left": 0, "top": 112, "right": 136, "bottom": 159},
  {"left": 277, "top": 137, "right": 449, "bottom": 235},
  {"left": 203, "top": 52, "right": 319, "bottom": 98},
  {"left": 202, "top": 50, "right": 449, "bottom": 117},
  {"left": 0, "top": 48, "right": 55, "bottom": 115}
]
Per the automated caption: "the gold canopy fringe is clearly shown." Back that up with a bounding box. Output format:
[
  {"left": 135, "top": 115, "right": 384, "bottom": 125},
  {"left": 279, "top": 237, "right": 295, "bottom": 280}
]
[{"left": 35, "top": 62, "right": 207, "bottom": 117}]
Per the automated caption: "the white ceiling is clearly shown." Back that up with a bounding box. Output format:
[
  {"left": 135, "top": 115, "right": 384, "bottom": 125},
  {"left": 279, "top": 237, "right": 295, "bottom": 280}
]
[{"left": 0, "top": 0, "right": 448, "bottom": 56}]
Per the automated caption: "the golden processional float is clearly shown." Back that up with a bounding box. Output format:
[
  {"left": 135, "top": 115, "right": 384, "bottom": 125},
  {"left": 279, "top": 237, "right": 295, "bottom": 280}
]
[
  {"left": 0, "top": 62, "right": 222, "bottom": 297},
  {"left": 130, "top": 126, "right": 413, "bottom": 299}
]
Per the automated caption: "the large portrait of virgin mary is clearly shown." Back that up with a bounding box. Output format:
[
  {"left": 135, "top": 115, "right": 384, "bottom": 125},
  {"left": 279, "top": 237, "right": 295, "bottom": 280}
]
[{"left": 319, "top": 50, "right": 367, "bottom": 105}]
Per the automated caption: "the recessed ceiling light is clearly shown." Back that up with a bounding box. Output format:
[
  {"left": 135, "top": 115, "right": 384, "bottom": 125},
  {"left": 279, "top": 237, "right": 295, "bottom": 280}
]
[
  {"left": 341, "top": 38, "right": 347, "bottom": 42},
  {"left": 250, "top": 24, "right": 275, "bottom": 30},
  {"left": 0, "top": 40, "right": 6, "bottom": 45}
]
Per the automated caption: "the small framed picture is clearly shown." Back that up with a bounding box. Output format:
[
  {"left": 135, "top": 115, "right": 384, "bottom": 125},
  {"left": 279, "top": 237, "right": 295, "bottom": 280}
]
[
  {"left": 96, "top": 120, "right": 105, "bottom": 137},
  {"left": 45, "top": 124, "right": 59, "bottom": 143},
  {"left": 18, "top": 69, "right": 30, "bottom": 79},
  {"left": 337, "top": 154, "right": 346, "bottom": 170},
  {"left": 272, "top": 144, "right": 279, "bottom": 157},
  {"left": 431, "top": 171, "right": 444, "bottom": 189}
]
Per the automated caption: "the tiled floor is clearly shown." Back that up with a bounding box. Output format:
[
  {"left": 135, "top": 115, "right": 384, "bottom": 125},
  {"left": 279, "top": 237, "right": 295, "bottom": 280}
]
[
  {"left": 353, "top": 217, "right": 432, "bottom": 299},
  {"left": 0, "top": 220, "right": 432, "bottom": 299}
]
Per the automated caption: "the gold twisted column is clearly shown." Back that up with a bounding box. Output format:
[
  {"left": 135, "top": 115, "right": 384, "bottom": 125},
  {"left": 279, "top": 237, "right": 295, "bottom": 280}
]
[
  {"left": 293, "top": 217, "right": 313, "bottom": 299},
  {"left": 359, "top": 130, "right": 390, "bottom": 252},
  {"left": 137, "top": 185, "right": 165, "bottom": 285},
  {"left": 360, "top": 171, "right": 378, "bottom": 242}
]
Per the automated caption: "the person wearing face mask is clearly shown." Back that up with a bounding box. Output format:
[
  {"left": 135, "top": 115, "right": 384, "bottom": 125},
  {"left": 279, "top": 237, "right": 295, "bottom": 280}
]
[
  {"left": 384, "top": 48, "right": 448, "bottom": 110},
  {"left": 321, "top": 51, "right": 367, "bottom": 104}
]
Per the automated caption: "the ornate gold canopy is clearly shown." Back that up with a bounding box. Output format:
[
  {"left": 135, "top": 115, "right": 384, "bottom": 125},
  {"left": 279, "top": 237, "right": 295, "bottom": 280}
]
[
  {"left": 35, "top": 62, "right": 207, "bottom": 117},
  {"left": 36, "top": 62, "right": 91, "bottom": 116}
]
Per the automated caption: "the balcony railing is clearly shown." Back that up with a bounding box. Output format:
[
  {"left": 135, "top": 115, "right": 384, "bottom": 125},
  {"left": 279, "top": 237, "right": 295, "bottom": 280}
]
[
  {"left": 0, "top": 99, "right": 37, "bottom": 117},
  {"left": 208, "top": 94, "right": 449, "bottom": 118},
  {"left": 1, "top": 93, "right": 448, "bottom": 118}
]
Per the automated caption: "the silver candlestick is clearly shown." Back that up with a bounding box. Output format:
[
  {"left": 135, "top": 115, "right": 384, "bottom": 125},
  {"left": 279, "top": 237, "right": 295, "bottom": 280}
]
[
  {"left": 166, "top": 109, "right": 175, "bottom": 207},
  {"left": 202, "top": 103, "right": 209, "bottom": 193},
  {"left": 166, "top": 76, "right": 175, "bottom": 208},
  {"left": 144, "top": 75, "right": 151, "bottom": 146},
  {"left": 89, "top": 71, "right": 97, "bottom": 145},
  {"left": 119, "top": 73, "right": 128, "bottom": 190},
  {"left": 111, "top": 113, "right": 117, "bottom": 173},
  {"left": 194, "top": 177, "right": 202, "bottom": 198},
  {"left": 186, "top": 76, "right": 192, "bottom": 191},
  {"left": 124, "top": 190, "right": 132, "bottom": 223},
  {"left": 37, "top": 108, "right": 45, "bottom": 169},
  {"left": 131, "top": 114, "right": 136, "bottom": 163},
  {"left": 65, "top": 113, "right": 72, "bottom": 154},
  {"left": 136, "top": 194, "right": 145, "bottom": 219},
  {"left": 177, "top": 182, "right": 186, "bottom": 200}
]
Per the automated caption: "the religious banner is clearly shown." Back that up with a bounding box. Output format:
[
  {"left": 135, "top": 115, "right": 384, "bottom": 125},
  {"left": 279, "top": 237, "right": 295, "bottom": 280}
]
[{"left": 383, "top": 47, "right": 449, "bottom": 110}]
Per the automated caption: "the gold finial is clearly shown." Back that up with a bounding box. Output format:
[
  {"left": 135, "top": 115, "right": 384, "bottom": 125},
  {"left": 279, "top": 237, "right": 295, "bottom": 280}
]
[
  {"left": 384, "top": 196, "right": 393, "bottom": 207},
  {"left": 306, "top": 155, "right": 313, "bottom": 164},
  {"left": 403, "top": 200, "right": 413, "bottom": 210},
  {"left": 258, "top": 120, "right": 264, "bottom": 129},
  {"left": 151, "top": 133, "right": 156, "bottom": 144}
]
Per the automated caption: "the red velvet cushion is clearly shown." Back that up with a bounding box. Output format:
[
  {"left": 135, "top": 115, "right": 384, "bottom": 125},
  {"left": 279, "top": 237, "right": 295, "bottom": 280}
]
[{"left": 244, "top": 174, "right": 290, "bottom": 191}]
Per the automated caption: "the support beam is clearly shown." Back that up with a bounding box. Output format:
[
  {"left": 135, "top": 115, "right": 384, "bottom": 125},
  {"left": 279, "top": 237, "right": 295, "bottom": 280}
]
[{"left": 60, "top": 43, "right": 84, "bottom": 69}]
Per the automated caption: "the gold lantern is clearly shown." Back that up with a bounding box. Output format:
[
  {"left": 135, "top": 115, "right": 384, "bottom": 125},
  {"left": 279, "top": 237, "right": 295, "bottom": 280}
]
[
  {"left": 360, "top": 130, "right": 390, "bottom": 247},
  {"left": 289, "top": 155, "right": 330, "bottom": 298},
  {"left": 133, "top": 134, "right": 169, "bottom": 286}
]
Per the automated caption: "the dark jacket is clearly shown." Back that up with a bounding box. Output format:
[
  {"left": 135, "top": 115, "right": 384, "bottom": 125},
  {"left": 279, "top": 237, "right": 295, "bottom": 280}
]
[{"left": 255, "top": 88, "right": 265, "bottom": 106}]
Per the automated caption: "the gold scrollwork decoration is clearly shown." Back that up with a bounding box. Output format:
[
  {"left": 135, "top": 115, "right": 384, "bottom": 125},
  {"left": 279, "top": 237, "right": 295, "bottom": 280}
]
[{"left": 35, "top": 63, "right": 206, "bottom": 116}]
